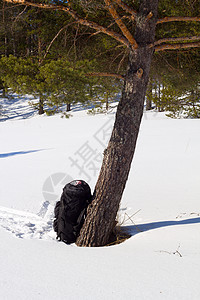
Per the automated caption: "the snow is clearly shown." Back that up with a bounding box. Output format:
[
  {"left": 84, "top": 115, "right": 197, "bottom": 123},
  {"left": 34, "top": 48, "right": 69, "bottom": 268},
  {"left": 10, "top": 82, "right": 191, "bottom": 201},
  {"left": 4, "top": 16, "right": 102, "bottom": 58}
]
[{"left": 0, "top": 95, "right": 200, "bottom": 299}]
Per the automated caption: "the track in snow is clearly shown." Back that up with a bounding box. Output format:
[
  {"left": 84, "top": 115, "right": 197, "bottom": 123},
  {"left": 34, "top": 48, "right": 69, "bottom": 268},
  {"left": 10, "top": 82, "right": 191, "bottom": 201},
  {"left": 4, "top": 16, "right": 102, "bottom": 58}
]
[
  {"left": 0, "top": 205, "right": 56, "bottom": 240},
  {"left": 0, "top": 203, "right": 133, "bottom": 240}
]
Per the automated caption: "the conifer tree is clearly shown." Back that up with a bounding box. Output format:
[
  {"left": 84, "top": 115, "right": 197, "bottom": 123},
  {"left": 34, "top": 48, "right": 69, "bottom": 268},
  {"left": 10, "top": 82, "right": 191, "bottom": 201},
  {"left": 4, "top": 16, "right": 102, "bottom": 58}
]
[
  {"left": 0, "top": 55, "right": 109, "bottom": 114},
  {"left": 148, "top": 49, "right": 200, "bottom": 117},
  {"left": 4, "top": 0, "right": 200, "bottom": 246}
]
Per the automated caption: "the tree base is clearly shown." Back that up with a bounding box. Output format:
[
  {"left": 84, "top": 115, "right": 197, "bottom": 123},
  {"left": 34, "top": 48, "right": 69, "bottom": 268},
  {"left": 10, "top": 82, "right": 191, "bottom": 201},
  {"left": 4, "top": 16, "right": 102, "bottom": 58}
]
[{"left": 105, "top": 226, "right": 131, "bottom": 246}]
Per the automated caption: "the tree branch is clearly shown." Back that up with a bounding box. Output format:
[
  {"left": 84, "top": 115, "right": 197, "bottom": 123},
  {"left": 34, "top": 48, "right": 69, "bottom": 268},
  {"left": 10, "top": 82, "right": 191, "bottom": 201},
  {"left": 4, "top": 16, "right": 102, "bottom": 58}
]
[
  {"left": 11, "top": 5, "right": 27, "bottom": 28},
  {"left": 155, "top": 41, "right": 200, "bottom": 52},
  {"left": 86, "top": 72, "right": 124, "bottom": 80},
  {"left": 153, "top": 35, "right": 200, "bottom": 47},
  {"left": 157, "top": 16, "right": 200, "bottom": 24},
  {"left": 41, "top": 22, "right": 76, "bottom": 63},
  {"left": 5, "top": 0, "right": 130, "bottom": 47},
  {"left": 104, "top": 0, "right": 138, "bottom": 49},
  {"left": 112, "top": 0, "right": 137, "bottom": 19}
]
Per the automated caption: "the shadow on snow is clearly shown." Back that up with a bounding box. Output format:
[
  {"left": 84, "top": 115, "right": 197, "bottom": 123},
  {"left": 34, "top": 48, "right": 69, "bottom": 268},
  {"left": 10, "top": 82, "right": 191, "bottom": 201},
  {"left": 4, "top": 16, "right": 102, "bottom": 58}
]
[
  {"left": 125, "top": 217, "right": 200, "bottom": 237},
  {"left": 0, "top": 94, "right": 37, "bottom": 122},
  {"left": 0, "top": 149, "right": 45, "bottom": 158}
]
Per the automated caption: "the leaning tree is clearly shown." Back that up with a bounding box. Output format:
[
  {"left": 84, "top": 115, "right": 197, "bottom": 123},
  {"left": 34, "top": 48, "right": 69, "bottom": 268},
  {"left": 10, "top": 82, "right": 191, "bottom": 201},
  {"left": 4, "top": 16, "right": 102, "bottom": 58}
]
[{"left": 5, "top": 0, "right": 200, "bottom": 246}]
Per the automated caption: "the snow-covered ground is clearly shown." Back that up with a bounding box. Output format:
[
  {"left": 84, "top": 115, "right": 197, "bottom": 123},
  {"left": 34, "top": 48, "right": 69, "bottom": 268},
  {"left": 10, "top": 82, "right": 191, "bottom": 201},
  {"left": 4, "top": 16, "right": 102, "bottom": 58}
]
[{"left": 0, "top": 95, "right": 200, "bottom": 300}]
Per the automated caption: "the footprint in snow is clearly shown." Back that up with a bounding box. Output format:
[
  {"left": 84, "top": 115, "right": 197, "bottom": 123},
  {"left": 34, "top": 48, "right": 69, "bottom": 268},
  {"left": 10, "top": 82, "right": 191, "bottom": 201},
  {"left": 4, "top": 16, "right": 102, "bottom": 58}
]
[{"left": 0, "top": 205, "right": 56, "bottom": 240}]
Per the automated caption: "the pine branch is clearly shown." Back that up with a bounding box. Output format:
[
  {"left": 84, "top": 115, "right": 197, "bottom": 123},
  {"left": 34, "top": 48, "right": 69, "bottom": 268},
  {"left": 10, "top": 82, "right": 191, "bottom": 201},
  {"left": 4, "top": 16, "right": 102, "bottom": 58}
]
[
  {"left": 155, "top": 41, "right": 200, "bottom": 52},
  {"left": 157, "top": 16, "right": 200, "bottom": 24},
  {"left": 5, "top": 0, "right": 130, "bottom": 47},
  {"left": 153, "top": 36, "right": 200, "bottom": 47},
  {"left": 112, "top": 0, "right": 137, "bottom": 19},
  {"left": 104, "top": 0, "right": 138, "bottom": 49},
  {"left": 86, "top": 72, "right": 124, "bottom": 80}
]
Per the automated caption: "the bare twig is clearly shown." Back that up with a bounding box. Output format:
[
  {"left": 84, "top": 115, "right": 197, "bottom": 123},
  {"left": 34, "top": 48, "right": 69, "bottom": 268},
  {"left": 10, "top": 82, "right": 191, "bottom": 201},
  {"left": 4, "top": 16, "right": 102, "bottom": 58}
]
[
  {"left": 41, "top": 22, "right": 76, "bottom": 63},
  {"left": 123, "top": 211, "right": 143, "bottom": 233},
  {"left": 73, "top": 23, "right": 80, "bottom": 60},
  {"left": 110, "top": 48, "right": 126, "bottom": 68},
  {"left": 0, "top": 3, "right": 24, "bottom": 10},
  {"left": 129, "top": 209, "right": 142, "bottom": 218},
  {"left": 117, "top": 209, "right": 141, "bottom": 226},
  {"left": 156, "top": 244, "right": 183, "bottom": 257},
  {"left": 117, "top": 48, "right": 128, "bottom": 72},
  {"left": 11, "top": 5, "right": 27, "bottom": 29}
]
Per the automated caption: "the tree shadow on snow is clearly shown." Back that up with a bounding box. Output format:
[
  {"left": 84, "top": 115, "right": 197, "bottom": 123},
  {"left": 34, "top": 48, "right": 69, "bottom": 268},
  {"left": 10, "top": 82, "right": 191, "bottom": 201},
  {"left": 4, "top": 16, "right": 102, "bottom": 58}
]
[
  {"left": 124, "top": 217, "right": 200, "bottom": 237},
  {"left": 0, "top": 149, "right": 45, "bottom": 158},
  {"left": 0, "top": 94, "right": 37, "bottom": 122},
  {"left": 0, "top": 110, "right": 36, "bottom": 122}
]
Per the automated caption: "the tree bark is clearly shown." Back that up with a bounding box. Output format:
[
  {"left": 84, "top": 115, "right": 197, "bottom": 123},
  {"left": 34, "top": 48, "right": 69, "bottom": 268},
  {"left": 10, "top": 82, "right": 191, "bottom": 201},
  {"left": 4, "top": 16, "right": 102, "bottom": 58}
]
[
  {"left": 66, "top": 103, "right": 71, "bottom": 112},
  {"left": 146, "top": 80, "right": 153, "bottom": 110},
  {"left": 2, "top": 86, "right": 6, "bottom": 98},
  {"left": 38, "top": 96, "right": 44, "bottom": 115},
  {"left": 76, "top": 0, "right": 159, "bottom": 247},
  {"left": 158, "top": 82, "right": 164, "bottom": 112},
  {"left": 2, "top": 1, "right": 8, "bottom": 57},
  {"left": 105, "top": 92, "right": 109, "bottom": 111}
]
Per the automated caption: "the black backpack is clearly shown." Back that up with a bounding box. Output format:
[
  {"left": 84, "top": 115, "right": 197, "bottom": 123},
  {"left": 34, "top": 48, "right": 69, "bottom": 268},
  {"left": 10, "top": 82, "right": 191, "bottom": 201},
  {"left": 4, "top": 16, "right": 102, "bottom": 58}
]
[{"left": 53, "top": 180, "right": 92, "bottom": 244}]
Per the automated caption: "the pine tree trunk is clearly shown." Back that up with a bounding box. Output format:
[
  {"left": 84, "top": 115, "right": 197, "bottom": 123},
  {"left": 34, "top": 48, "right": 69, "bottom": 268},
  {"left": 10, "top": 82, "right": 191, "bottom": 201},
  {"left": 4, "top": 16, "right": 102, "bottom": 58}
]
[
  {"left": 158, "top": 82, "right": 164, "bottom": 112},
  {"left": 2, "top": 87, "right": 6, "bottom": 98},
  {"left": 2, "top": 1, "right": 8, "bottom": 57},
  {"left": 76, "top": 0, "right": 159, "bottom": 247},
  {"left": 38, "top": 35, "right": 42, "bottom": 63},
  {"left": 66, "top": 103, "right": 71, "bottom": 112},
  {"left": 38, "top": 96, "right": 44, "bottom": 115},
  {"left": 106, "top": 93, "right": 109, "bottom": 110},
  {"left": 146, "top": 80, "right": 153, "bottom": 110}
]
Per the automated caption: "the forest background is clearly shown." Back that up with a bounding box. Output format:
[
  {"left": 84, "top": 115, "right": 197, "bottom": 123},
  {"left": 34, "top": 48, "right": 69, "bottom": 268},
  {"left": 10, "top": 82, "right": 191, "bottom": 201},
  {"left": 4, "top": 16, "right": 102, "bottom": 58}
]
[{"left": 0, "top": 0, "right": 199, "bottom": 118}]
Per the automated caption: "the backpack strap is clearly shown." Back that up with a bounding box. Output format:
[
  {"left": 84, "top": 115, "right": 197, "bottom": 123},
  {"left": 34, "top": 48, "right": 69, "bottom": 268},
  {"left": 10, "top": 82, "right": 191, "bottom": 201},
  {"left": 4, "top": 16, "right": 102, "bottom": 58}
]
[{"left": 73, "top": 207, "right": 87, "bottom": 234}]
